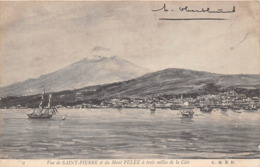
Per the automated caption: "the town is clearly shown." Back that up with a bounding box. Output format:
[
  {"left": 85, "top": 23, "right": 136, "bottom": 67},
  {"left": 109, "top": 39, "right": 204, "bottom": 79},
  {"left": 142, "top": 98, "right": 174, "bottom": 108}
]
[{"left": 5, "top": 90, "right": 259, "bottom": 111}]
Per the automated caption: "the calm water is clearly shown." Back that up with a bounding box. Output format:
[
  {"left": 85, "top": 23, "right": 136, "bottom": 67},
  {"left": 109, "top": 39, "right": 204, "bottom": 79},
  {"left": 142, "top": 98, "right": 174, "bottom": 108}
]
[{"left": 0, "top": 108, "right": 260, "bottom": 159}]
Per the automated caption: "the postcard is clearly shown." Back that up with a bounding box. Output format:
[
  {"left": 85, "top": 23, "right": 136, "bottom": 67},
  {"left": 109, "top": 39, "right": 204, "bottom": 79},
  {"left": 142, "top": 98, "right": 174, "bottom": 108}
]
[{"left": 0, "top": 1, "right": 259, "bottom": 167}]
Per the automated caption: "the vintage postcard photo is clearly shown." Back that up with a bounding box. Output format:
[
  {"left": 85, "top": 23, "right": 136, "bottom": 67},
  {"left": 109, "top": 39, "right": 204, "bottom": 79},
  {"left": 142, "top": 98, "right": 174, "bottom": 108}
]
[{"left": 0, "top": 0, "right": 259, "bottom": 165}]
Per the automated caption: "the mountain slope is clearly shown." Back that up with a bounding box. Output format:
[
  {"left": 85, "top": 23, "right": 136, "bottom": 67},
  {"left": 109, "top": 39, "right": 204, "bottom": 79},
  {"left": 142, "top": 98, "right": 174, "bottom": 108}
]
[
  {"left": 79, "top": 68, "right": 260, "bottom": 98},
  {"left": 1, "top": 68, "right": 260, "bottom": 108},
  {"left": 0, "top": 56, "right": 150, "bottom": 97}
]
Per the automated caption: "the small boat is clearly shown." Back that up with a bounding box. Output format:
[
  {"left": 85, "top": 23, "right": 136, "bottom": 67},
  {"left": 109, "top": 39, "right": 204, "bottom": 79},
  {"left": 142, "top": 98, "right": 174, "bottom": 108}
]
[
  {"left": 170, "top": 105, "right": 183, "bottom": 110},
  {"left": 62, "top": 115, "right": 67, "bottom": 120},
  {"left": 243, "top": 105, "right": 258, "bottom": 111},
  {"left": 231, "top": 105, "right": 242, "bottom": 110},
  {"left": 180, "top": 102, "right": 194, "bottom": 117},
  {"left": 150, "top": 103, "right": 156, "bottom": 111},
  {"left": 27, "top": 89, "right": 58, "bottom": 119},
  {"left": 200, "top": 105, "right": 213, "bottom": 112},
  {"left": 180, "top": 108, "right": 194, "bottom": 117}
]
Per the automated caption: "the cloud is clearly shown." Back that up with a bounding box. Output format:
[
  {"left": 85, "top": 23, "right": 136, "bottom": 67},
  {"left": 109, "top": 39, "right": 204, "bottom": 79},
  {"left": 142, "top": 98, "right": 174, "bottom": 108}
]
[
  {"left": 93, "top": 46, "right": 110, "bottom": 52},
  {"left": 92, "top": 46, "right": 113, "bottom": 59}
]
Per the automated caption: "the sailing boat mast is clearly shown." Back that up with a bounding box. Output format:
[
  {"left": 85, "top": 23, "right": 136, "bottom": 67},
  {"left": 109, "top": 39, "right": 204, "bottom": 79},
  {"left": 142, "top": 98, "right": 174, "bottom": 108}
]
[
  {"left": 48, "top": 94, "right": 52, "bottom": 108},
  {"left": 39, "top": 89, "right": 45, "bottom": 110}
]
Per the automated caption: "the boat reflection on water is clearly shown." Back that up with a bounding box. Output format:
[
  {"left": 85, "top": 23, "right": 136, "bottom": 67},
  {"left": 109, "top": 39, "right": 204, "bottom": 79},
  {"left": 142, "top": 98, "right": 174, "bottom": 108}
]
[
  {"left": 116, "top": 107, "right": 122, "bottom": 114},
  {"left": 233, "top": 109, "right": 242, "bottom": 114},
  {"left": 27, "top": 117, "right": 54, "bottom": 127},
  {"left": 220, "top": 109, "right": 229, "bottom": 116},
  {"left": 150, "top": 109, "right": 156, "bottom": 115},
  {"left": 244, "top": 108, "right": 259, "bottom": 112},
  {"left": 180, "top": 116, "right": 194, "bottom": 124}
]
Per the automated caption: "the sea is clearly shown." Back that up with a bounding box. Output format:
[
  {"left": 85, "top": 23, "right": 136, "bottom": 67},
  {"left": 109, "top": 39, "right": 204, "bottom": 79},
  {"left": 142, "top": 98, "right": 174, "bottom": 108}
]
[{"left": 0, "top": 108, "right": 260, "bottom": 159}]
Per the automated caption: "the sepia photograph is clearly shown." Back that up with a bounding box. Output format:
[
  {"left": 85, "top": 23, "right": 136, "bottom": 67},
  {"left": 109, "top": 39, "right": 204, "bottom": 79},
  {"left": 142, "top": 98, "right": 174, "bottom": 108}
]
[{"left": 0, "top": 0, "right": 259, "bottom": 162}]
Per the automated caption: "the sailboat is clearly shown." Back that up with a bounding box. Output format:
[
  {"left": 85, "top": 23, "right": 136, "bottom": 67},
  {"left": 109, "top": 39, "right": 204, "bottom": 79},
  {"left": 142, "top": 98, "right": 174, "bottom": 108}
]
[
  {"left": 27, "top": 89, "right": 58, "bottom": 119},
  {"left": 180, "top": 101, "right": 194, "bottom": 117}
]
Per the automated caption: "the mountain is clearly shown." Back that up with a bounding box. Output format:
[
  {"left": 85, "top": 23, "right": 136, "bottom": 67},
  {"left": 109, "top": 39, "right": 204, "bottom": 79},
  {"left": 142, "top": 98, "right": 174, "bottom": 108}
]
[
  {"left": 1, "top": 68, "right": 259, "bottom": 108},
  {"left": 0, "top": 56, "right": 150, "bottom": 97},
  {"left": 74, "top": 68, "right": 260, "bottom": 99}
]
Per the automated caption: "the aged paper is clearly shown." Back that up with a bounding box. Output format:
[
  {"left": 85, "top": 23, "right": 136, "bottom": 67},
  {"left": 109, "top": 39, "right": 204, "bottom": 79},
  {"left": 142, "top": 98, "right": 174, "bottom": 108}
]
[{"left": 0, "top": 0, "right": 259, "bottom": 167}]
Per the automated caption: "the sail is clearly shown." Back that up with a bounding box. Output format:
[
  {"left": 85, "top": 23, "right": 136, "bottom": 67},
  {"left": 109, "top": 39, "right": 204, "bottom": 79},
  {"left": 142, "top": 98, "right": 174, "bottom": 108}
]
[
  {"left": 39, "top": 89, "right": 49, "bottom": 109},
  {"left": 39, "top": 89, "right": 44, "bottom": 109}
]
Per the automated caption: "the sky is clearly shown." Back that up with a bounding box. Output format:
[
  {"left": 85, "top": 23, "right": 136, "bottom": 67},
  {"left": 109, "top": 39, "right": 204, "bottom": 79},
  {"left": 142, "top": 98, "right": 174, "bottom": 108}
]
[{"left": 0, "top": 1, "right": 259, "bottom": 87}]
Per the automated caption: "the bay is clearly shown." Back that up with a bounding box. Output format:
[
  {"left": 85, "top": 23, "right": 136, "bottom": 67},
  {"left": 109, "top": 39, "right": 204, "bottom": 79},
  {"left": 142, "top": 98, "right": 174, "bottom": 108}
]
[{"left": 0, "top": 108, "right": 260, "bottom": 159}]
